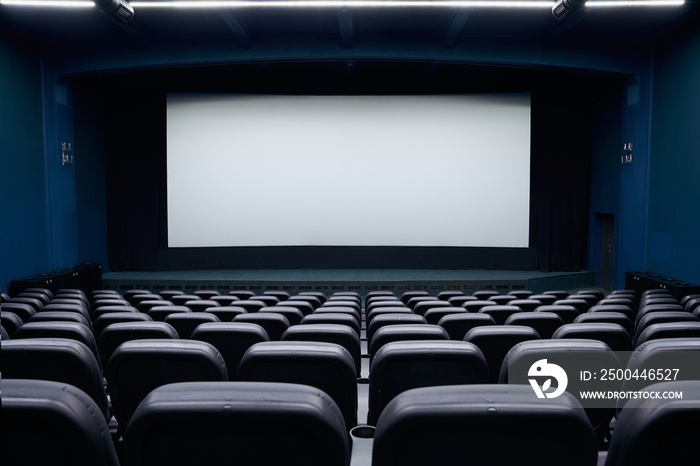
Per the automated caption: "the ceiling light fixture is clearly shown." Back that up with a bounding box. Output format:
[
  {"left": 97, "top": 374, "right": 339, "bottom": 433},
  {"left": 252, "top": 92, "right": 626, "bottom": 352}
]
[{"left": 0, "top": 0, "right": 685, "bottom": 9}]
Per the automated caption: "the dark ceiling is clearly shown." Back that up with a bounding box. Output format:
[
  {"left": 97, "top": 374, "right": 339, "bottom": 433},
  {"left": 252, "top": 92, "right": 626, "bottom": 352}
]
[{"left": 2, "top": 1, "right": 699, "bottom": 57}]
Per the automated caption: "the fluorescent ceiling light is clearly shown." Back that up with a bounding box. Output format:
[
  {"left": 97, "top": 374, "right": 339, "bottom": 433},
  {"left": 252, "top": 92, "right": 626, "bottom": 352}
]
[
  {"left": 0, "top": 0, "right": 685, "bottom": 8},
  {"left": 0, "top": 0, "right": 94, "bottom": 6},
  {"left": 586, "top": 0, "right": 684, "bottom": 6},
  {"left": 130, "top": 0, "right": 685, "bottom": 7}
]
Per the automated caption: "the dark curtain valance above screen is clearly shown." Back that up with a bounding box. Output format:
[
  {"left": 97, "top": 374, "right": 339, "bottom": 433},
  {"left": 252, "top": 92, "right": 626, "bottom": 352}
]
[{"left": 90, "top": 62, "right": 599, "bottom": 272}]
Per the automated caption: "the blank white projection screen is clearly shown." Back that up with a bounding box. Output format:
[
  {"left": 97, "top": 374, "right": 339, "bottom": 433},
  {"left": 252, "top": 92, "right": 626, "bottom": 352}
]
[{"left": 167, "top": 93, "right": 531, "bottom": 248}]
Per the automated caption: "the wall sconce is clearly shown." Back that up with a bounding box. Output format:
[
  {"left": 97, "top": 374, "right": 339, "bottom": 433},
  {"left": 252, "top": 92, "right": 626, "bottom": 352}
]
[
  {"left": 621, "top": 142, "right": 633, "bottom": 165},
  {"left": 61, "top": 142, "right": 74, "bottom": 166}
]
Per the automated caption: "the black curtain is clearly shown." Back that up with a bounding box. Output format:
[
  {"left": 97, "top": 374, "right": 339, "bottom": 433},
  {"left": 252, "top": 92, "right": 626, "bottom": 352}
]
[{"left": 530, "top": 90, "right": 593, "bottom": 271}]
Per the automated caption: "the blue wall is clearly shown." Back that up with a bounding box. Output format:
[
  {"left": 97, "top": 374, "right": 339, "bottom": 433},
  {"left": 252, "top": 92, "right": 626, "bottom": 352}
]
[
  {"left": 646, "top": 23, "right": 700, "bottom": 284},
  {"left": 0, "top": 33, "right": 49, "bottom": 293}
]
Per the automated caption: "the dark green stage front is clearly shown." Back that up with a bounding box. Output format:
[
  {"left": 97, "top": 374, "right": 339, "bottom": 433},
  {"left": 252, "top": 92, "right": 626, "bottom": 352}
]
[{"left": 102, "top": 269, "right": 598, "bottom": 298}]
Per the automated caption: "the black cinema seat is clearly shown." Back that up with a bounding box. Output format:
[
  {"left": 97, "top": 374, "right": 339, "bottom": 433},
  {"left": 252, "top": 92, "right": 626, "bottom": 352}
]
[
  {"left": 98, "top": 321, "right": 179, "bottom": 368},
  {"left": 368, "top": 340, "right": 489, "bottom": 425},
  {"left": 170, "top": 295, "right": 200, "bottom": 306},
  {"left": 618, "top": 338, "right": 700, "bottom": 411},
  {"left": 574, "top": 311, "right": 634, "bottom": 336},
  {"left": 147, "top": 305, "right": 192, "bottom": 322},
  {"left": 1, "top": 310, "right": 24, "bottom": 336},
  {"left": 2, "top": 338, "right": 111, "bottom": 422},
  {"left": 238, "top": 341, "right": 357, "bottom": 431},
  {"left": 536, "top": 304, "right": 580, "bottom": 324},
  {"left": 182, "top": 299, "right": 220, "bottom": 313},
  {"left": 367, "top": 313, "right": 427, "bottom": 345},
  {"left": 282, "top": 323, "right": 361, "bottom": 377},
  {"left": 233, "top": 312, "right": 291, "bottom": 340},
  {"left": 205, "top": 305, "right": 248, "bottom": 322},
  {"left": 478, "top": 305, "right": 522, "bottom": 325},
  {"left": 504, "top": 312, "right": 565, "bottom": 339},
  {"left": 93, "top": 311, "right": 152, "bottom": 338},
  {"left": 194, "top": 289, "right": 220, "bottom": 300},
  {"left": 301, "top": 313, "right": 361, "bottom": 336},
  {"left": 552, "top": 323, "right": 633, "bottom": 352},
  {"left": 92, "top": 304, "right": 139, "bottom": 320},
  {"left": 1, "top": 302, "right": 37, "bottom": 322},
  {"left": 106, "top": 339, "right": 228, "bottom": 429},
  {"left": 632, "top": 311, "right": 700, "bottom": 345},
  {"left": 164, "top": 312, "right": 221, "bottom": 339},
  {"left": 13, "top": 321, "right": 101, "bottom": 370},
  {"left": 1, "top": 379, "right": 120, "bottom": 466},
  {"left": 634, "top": 321, "right": 700, "bottom": 348},
  {"left": 29, "top": 310, "right": 91, "bottom": 328},
  {"left": 423, "top": 306, "right": 466, "bottom": 325},
  {"left": 372, "top": 384, "right": 597, "bottom": 466},
  {"left": 464, "top": 325, "right": 540, "bottom": 383},
  {"left": 369, "top": 324, "right": 449, "bottom": 362},
  {"left": 191, "top": 322, "right": 270, "bottom": 378},
  {"left": 124, "top": 381, "right": 349, "bottom": 466},
  {"left": 437, "top": 313, "right": 495, "bottom": 340},
  {"left": 605, "top": 381, "right": 700, "bottom": 466},
  {"left": 259, "top": 306, "right": 305, "bottom": 325},
  {"left": 500, "top": 338, "right": 622, "bottom": 445}
]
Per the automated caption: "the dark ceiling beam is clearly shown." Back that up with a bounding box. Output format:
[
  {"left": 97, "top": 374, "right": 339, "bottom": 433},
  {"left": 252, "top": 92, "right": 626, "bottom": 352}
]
[
  {"left": 546, "top": 9, "right": 587, "bottom": 46},
  {"left": 217, "top": 9, "right": 251, "bottom": 49},
  {"left": 444, "top": 8, "right": 474, "bottom": 48},
  {"left": 338, "top": 8, "right": 354, "bottom": 49},
  {"left": 99, "top": 10, "right": 149, "bottom": 47}
]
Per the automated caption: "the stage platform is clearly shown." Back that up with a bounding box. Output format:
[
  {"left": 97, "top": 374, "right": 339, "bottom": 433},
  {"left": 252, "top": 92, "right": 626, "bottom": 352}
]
[{"left": 102, "top": 269, "right": 598, "bottom": 298}]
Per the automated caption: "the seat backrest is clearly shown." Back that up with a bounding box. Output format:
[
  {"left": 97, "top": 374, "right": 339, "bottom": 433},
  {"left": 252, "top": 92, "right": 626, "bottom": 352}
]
[
  {"left": 368, "top": 340, "right": 488, "bottom": 425},
  {"left": 500, "top": 338, "right": 621, "bottom": 445},
  {"left": 124, "top": 381, "right": 349, "bottom": 466},
  {"left": 372, "top": 384, "right": 597, "bottom": 466},
  {"left": 13, "top": 321, "right": 101, "bottom": 370},
  {"left": 93, "top": 311, "right": 153, "bottom": 338},
  {"left": 191, "top": 322, "right": 270, "bottom": 378},
  {"left": 1, "top": 310, "right": 24, "bottom": 336},
  {"left": 1, "top": 379, "right": 120, "bottom": 466},
  {"left": 367, "top": 313, "right": 427, "bottom": 345},
  {"left": 552, "top": 322, "right": 632, "bottom": 352},
  {"left": 619, "top": 337, "right": 700, "bottom": 411},
  {"left": 369, "top": 324, "right": 449, "bottom": 362},
  {"left": 301, "top": 313, "right": 361, "bottom": 336},
  {"left": 2, "top": 338, "right": 111, "bottom": 421},
  {"left": 634, "top": 321, "right": 700, "bottom": 348},
  {"left": 464, "top": 325, "right": 540, "bottom": 382},
  {"left": 183, "top": 299, "right": 221, "bottom": 313},
  {"left": 233, "top": 312, "right": 291, "bottom": 340},
  {"left": 282, "top": 323, "right": 361, "bottom": 377},
  {"left": 574, "top": 311, "right": 633, "bottom": 335},
  {"left": 423, "top": 307, "right": 466, "bottom": 325},
  {"left": 238, "top": 341, "right": 357, "bottom": 431},
  {"left": 106, "top": 339, "right": 228, "bottom": 428},
  {"left": 147, "top": 305, "right": 192, "bottom": 321},
  {"left": 437, "top": 313, "right": 495, "bottom": 340},
  {"left": 29, "top": 310, "right": 92, "bottom": 328},
  {"left": 98, "top": 321, "right": 179, "bottom": 368},
  {"left": 1, "top": 302, "right": 37, "bottom": 322},
  {"left": 478, "top": 305, "right": 523, "bottom": 325},
  {"left": 259, "top": 306, "right": 305, "bottom": 326},
  {"left": 504, "top": 312, "right": 565, "bottom": 339},
  {"left": 164, "top": 312, "right": 221, "bottom": 339},
  {"left": 605, "top": 381, "right": 700, "bottom": 466},
  {"left": 632, "top": 311, "right": 699, "bottom": 346},
  {"left": 535, "top": 304, "right": 580, "bottom": 324}
]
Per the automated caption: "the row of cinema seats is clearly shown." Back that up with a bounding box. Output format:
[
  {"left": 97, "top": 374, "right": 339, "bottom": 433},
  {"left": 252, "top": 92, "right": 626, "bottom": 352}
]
[
  {"left": 3, "top": 378, "right": 700, "bottom": 466},
  {"left": 2, "top": 286, "right": 700, "bottom": 465}
]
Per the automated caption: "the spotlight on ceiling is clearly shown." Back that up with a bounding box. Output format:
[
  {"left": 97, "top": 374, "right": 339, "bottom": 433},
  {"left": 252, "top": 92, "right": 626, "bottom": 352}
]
[
  {"left": 552, "top": 0, "right": 586, "bottom": 20},
  {"left": 95, "top": 0, "right": 134, "bottom": 22}
]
